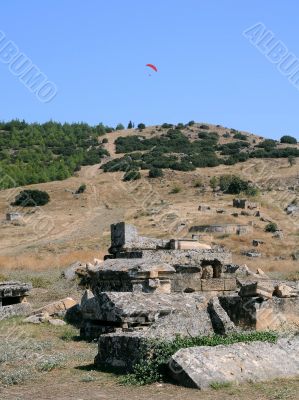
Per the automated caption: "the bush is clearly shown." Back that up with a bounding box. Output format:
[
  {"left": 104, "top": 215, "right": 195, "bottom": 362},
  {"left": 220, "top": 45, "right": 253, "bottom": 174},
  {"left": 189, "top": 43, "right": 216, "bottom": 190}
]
[
  {"left": 288, "top": 155, "right": 296, "bottom": 166},
  {"left": 200, "top": 124, "right": 209, "bottom": 130},
  {"left": 187, "top": 120, "right": 195, "bottom": 126},
  {"left": 193, "top": 179, "right": 203, "bottom": 188},
  {"left": 233, "top": 132, "right": 247, "bottom": 141},
  {"left": 115, "top": 123, "right": 125, "bottom": 130},
  {"left": 122, "top": 332, "right": 278, "bottom": 386},
  {"left": 280, "top": 135, "right": 297, "bottom": 144},
  {"left": 170, "top": 186, "right": 181, "bottom": 194},
  {"left": 75, "top": 183, "right": 86, "bottom": 194},
  {"left": 245, "top": 185, "right": 260, "bottom": 196},
  {"left": 210, "top": 176, "right": 218, "bottom": 191},
  {"left": 219, "top": 175, "right": 249, "bottom": 194},
  {"left": 265, "top": 222, "right": 278, "bottom": 232},
  {"left": 12, "top": 190, "right": 50, "bottom": 207},
  {"left": 137, "top": 123, "right": 146, "bottom": 130},
  {"left": 102, "top": 138, "right": 108, "bottom": 144},
  {"left": 123, "top": 170, "right": 141, "bottom": 181},
  {"left": 148, "top": 167, "right": 163, "bottom": 178},
  {"left": 161, "top": 123, "right": 173, "bottom": 129}
]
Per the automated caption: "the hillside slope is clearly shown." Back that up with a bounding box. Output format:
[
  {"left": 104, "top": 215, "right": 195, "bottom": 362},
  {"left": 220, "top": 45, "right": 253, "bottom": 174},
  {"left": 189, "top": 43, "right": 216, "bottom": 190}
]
[{"left": 0, "top": 123, "right": 298, "bottom": 276}]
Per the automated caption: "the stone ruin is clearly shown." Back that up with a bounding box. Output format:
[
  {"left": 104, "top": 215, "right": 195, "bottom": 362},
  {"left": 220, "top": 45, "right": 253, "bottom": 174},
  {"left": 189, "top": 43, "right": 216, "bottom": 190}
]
[
  {"left": 74, "top": 222, "right": 299, "bottom": 371},
  {"left": 0, "top": 281, "right": 32, "bottom": 320},
  {"left": 233, "top": 198, "right": 260, "bottom": 210}
]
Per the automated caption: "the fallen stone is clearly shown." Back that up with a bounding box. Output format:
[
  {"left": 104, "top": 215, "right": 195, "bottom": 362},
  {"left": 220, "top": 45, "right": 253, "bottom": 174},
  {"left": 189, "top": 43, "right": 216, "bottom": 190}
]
[
  {"left": 256, "top": 268, "right": 269, "bottom": 279},
  {"left": 49, "top": 318, "right": 66, "bottom": 326},
  {"left": 23, "top": 312, "right": 49, "bottom": 324},
  {"left": 239, "top": 281, "right": 273, "bottom": 299},
  {"left": 0, "top": 303, "right": 32, "bottom": 320},
  {"left": 208, "top": 297, "right": 238, "bottom": 334},
  {"left": 32, "top": 297, "right": 77, "bottom": 317},
  {"left": 170, "top": 337, "right": 299, "bottom": 389},
  {"left": 62, "top": 261, "right": 87, "bottom": 281},
  {"left": 274, "top": 284, "right": 299, "bottom": 298}
]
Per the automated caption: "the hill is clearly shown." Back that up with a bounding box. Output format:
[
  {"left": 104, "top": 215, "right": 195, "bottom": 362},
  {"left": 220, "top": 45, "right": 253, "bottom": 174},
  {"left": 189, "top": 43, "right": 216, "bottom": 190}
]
[{"left": 0, "top": 121, "right": 298, "bottom": 278}]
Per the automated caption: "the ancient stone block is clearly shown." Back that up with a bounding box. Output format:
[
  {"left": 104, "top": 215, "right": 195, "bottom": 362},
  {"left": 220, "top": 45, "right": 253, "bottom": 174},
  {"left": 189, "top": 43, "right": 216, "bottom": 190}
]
[
  {"left": 109, "top": 222, "right": 169, "bottom": 253},
  {"left": 201, "top": 279, "right": 225, "bottom": 292},
  {"left": 208, "top": 296, "right": 238, "bottom": 334},
  {"left": 0, "top": 303, "right": 31, "bottom": 320},
  {"left": 239, "top": 281, "right": 273, "bottom": 299},
  {"left": 170, "top": 338, "right": 299, "bottom": 389}
]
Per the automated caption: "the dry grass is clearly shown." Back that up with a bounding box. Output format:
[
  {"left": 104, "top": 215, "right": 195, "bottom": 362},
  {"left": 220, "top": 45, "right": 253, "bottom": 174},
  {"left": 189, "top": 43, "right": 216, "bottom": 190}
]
[{"left": 0, "top": 250, "right": 106, "bottom": 271}]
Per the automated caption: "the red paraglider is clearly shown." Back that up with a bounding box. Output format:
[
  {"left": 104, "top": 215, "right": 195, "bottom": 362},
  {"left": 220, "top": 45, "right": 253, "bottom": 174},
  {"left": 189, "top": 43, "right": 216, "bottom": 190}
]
[{"left": 146, "top": 63, "right": 158, "bottom": 72}]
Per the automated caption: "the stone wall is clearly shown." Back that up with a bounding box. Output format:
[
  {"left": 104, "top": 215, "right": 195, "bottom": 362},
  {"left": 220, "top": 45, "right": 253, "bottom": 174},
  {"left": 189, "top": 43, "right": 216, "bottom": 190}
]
[{"left": 190, "top": 224, "right": 253, "bottom": 236}]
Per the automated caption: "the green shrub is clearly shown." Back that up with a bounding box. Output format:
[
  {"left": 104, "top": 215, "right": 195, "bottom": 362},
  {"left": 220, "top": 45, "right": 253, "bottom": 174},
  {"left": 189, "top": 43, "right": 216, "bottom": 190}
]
[
  {"left": 210, "top": 176, "right": 218, "bottom": 191},
  {"left": 187, "top": 120, "right": 195, "bottom": 126},
  {"left": 288, "top": 155, "right": 296, "bottom": 166},
  {"left": 193, "top": 179, "right": 203, "bottom": 188},
  {"left": 233, "top": 132, "right": 247, "bottom": 141},
  {"left": 245, "top": 185, "right": 260, "bottom": 196},
  {"left": 127, "top": 121, "right": 133, "bottom": 129},
  {"left": 200, "top": 124, "right": 209, "bottom": 130},
  {"left": 115, "top": 123, "right": 125, "bottom": 130},
  {"left": 122, "top": 332, "right": 278, "bottom": 386},
  {"left": 76, "top": 183, "right": 86, "bottom": 194},
  {"left": 123, "top": 170, "right": 141, "bottom": 181},
  {"left": 280, "top": 135, "right": 297, "bottom": 144},
  {"left": 219, "top": 175, "right": 249, "bottom": 194},
  {"left": 170, "top": 186, "right": 181, "bottom": 194},
  {"left": 161, "top": 123, "right": 173, "bottom": 129},
  {"left": 137, "top": 123, "right": 146, "bottom": 130},
  {"left": 148, "top": 167, "right": 163, "bottom": 178},
  {"left": 265, "top": 222, "right": 278, "bottom": 232},
  {"left": 102, "top": 138, "right": 108, "bottom": 144},
  {"left": 12, "top": 190, "right": 50, "bottom": 207}
]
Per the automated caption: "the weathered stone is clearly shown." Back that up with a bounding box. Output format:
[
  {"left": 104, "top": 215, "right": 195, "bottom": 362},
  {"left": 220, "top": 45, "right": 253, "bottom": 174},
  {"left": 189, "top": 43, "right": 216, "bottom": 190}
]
[
  {"left": 0, "top": 281, "right": 32, "bottom": 320},
  {"left": 233, "top": 199, "right": 259, "bottom": 210},
  {"left": 239, "top": 281, "right": 273, "bottom": 299},
  {"left": 208, "top": 297, "right": 238, "bottom": 334},
  {"left": 169, "top": 239, "right": 211, "bottom": 250},
  {"left": 88, "top": 259, "right": 174, "bottom": 294},
  {"left": 61, "top": 261, "right": 87, "bottom": 281},
  {"left": 32, "top": 297, "right": 77, "bottom": 317},
  {"left": 252, "top": 239, "right": 264, "bottom": 247},
  {"left": 244, "top": 250, "right": 262, "bottom": 258},
  {"left": 48, "top": 318, "right": 66, "bottom": 326},
  {"left": 190, "top": 224, "right": 253, "bottom": 236},
  {"left": 170, "top": 337, "right": 299, "bottom": 389},
  {"left": 109, "top": 222, "right": 169, "bottom": 253},
  {"left": 23, "top": 312, "right": 50, "bottom": 324},
  {"left": 274, "top": 284, "right": 298, "bottom": 298},
  {"left": 219, "top": 294, "right": 299, "bottom": 331},
  {"left": 0, "top": 281, "right": 32, "bottom": 300},
  {"left": 0, "top": 303, "right": 32, "bottom": 320}
]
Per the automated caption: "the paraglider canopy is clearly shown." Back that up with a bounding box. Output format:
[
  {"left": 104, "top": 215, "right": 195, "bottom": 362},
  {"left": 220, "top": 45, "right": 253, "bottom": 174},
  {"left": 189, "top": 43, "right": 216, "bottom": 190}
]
[{"left": 146, "top": 63, "right": 158, "bottom": 72}]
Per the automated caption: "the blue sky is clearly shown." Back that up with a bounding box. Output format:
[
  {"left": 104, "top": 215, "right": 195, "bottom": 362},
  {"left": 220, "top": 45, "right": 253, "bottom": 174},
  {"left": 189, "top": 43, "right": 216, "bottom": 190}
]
[{"left": 0, "top": 0, "right": 299, "bottom": 140}]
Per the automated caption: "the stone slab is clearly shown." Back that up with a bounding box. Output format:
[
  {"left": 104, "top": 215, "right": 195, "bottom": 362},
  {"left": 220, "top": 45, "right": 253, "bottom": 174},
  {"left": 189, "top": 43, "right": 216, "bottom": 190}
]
[{"left": 170, "top": 337, "right": 299, "bottom": 389}]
